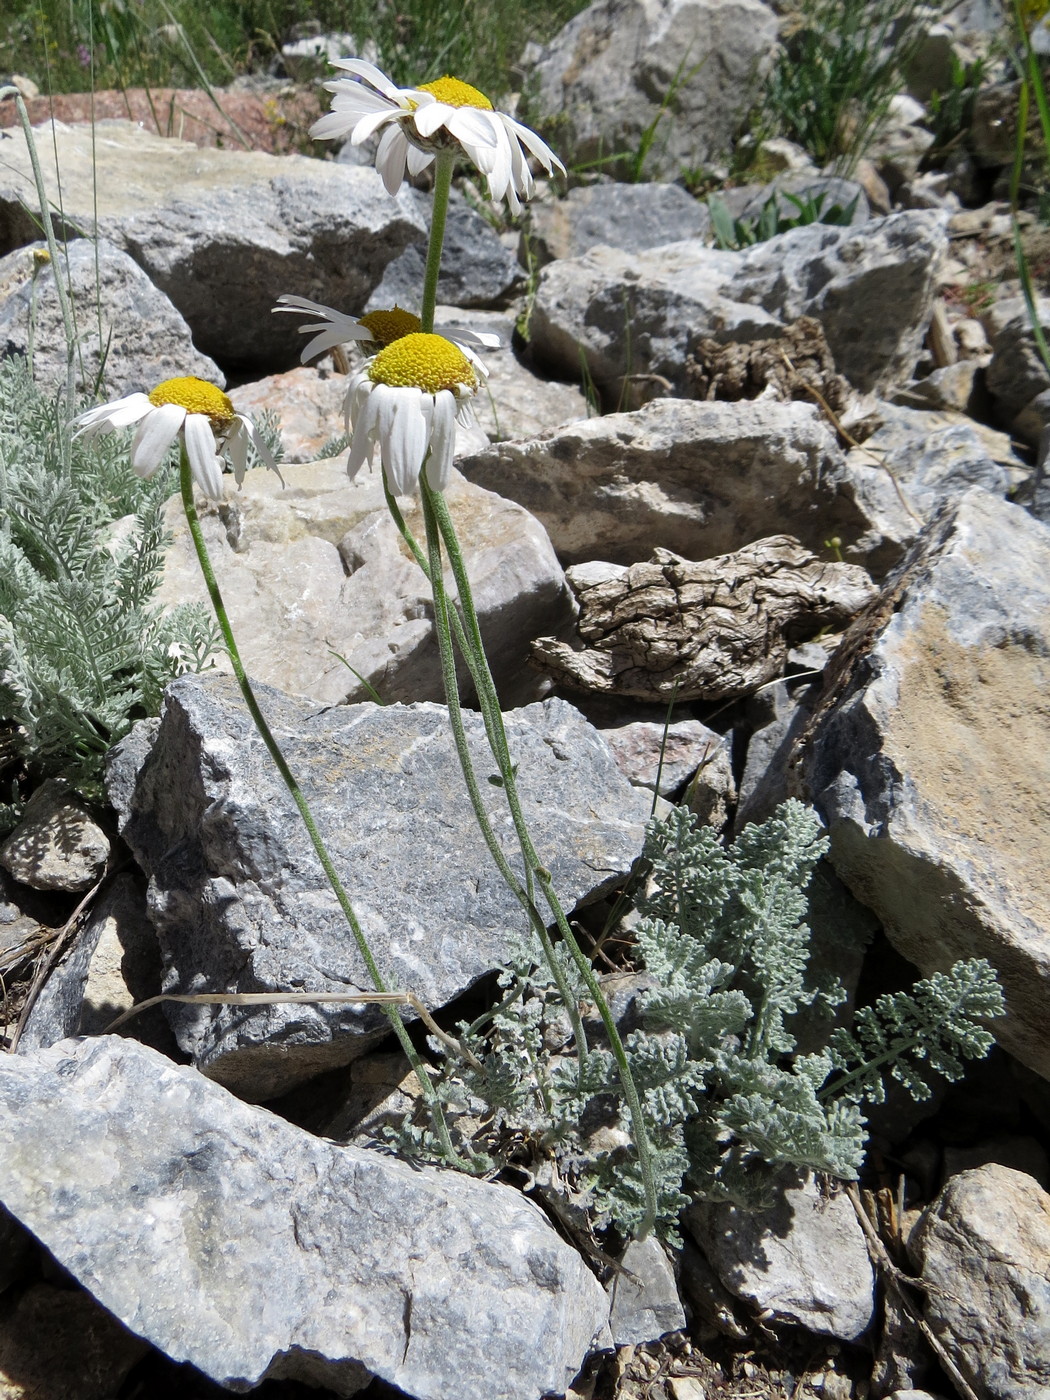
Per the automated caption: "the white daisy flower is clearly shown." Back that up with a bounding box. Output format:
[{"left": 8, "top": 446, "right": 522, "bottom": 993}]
[
  {"left": 345, "top": 332, "right": 481, "bottom": 495},
  {"left": 72, "top": 376, "right": 282, "bottom": 500},
  {"left": 272, "top": 295, "right": 500, "bottom": 375},
  {"left": 311, "top": 60, "right": 564, "bottom": 213}
]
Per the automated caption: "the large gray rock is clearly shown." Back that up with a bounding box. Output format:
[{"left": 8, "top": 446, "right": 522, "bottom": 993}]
[
  {"left": 986, "top": 295, "right": 1050, "bottom": 445},
  {"left": 106, "top": 673, "right": 652, "bottom": 1098},
  {"left": 0, "top": 238, "right": 222, "bottom": 395},
  {"left": 0, "top": 120, "right": 425, "bottom": 371},
  {"left": 687, "top": 1168, "right": 875, "bottom": 1341},
  {"left": 157, "top": 460, "right": 574, "bottom": 708},
  {"left": 909, "top": 1164, "right": 1050, "bottom": 1400},
  {"left": 530, "top": 211, "right": 947, "bottom": 398},
  {"left": 458, "top": 399, "right": 868, "bottom": 566},
  {"left": 524, "top": 0, "right": 779, "bottom": 180},
  {"left": 806, "top": 488, "right": 1050, "bottom": 1081},
  {"left": 838, "top": 402, "right": 1030, "bottom": 576},
  {"left": 366, "top": 187, "right": 522, "bottom": 311},
  {"left": 525, "top": 182, "right": 710, "bottom": 266},
  {"left": 0, "top": 1035, "right": 610, "bottom": 1399}
]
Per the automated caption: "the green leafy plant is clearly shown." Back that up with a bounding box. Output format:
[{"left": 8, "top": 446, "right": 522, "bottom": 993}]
[
  {"left": 924, "top": 51, "right": 990, "bottom": 165},
  {"left": 0, "top": 356, "right": 219, "bottom": 811},
  {"left": 381, "top": 801, "right": 1004, "bottom": 1239},
  {"left": 758, "top": 0, "right": 929, "bottom": 172},
  {"left": 707, "top": 187, "right": 861, "bottom": 251}
]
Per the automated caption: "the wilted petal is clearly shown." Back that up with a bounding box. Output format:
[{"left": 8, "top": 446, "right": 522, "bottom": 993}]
[
  {"left": 184, "top": 413, "right": 225, "bottom": 499},
  {"left": 130, "top": 402, "right": 185, "bottom": 477},
  {"left": 425, "top": 391, "right": 457, "bottom": 491}
]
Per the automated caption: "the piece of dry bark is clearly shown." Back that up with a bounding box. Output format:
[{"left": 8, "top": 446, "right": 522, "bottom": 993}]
[
  {"left": 685, "top": 316, "right": 850, "bottom": 415},
  {"left": 530, "top": 538, "right": 876, "bottom": 702}
]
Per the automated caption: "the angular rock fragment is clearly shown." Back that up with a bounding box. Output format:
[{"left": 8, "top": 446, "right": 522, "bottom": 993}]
[
  {"left": 687, "top": 1168, "right": 875, "bottom": 1341},
  {"left": 525, "top": 0, "right": 779, "bottom": 180},
  {"left": 805, "top": 488, "right": 1050, "bottom": 1080},
  {"left": 529, "top": 210, "right": 947, "bottom": 398},
  {"left": 106, "top": 673, "right": 652, "bottom": 1098},
  {"left": 0, "top": 239, "right": 222, "bottom": 395},
  {"left": 531, "top": 540, "right": 876, "bottom": 702},
  {"left": 608, "top": 1236, "right": 686, "bottom": 1346},
  {"left": 158, "top": 461, "right": 573, "bottom": 709},
  {"left": 0, "top": 121, "right": 425, "bottom": 371},
  {"left": 0, "top": 779, "right": 109, "bottom": 894},
  {"left": 909, "top": 1164, "right": 1050, "bottom": 1400},
  {"left": 0, "top": 1035, "right": 609, "bottom": 1400},
  {"left": 459, "top": 399, "right": 867, "bottom": 566},
  {"left": 525, "top": 182, "right": 710, "bottom": 266}
]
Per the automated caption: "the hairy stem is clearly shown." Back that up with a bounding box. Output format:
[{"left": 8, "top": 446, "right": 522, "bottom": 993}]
[
  {"left": 178, "top": 448, "right": 459, "bottom": 1164},
  {"left": 420, "top": 149, "right": 455, "bottom": 333}
]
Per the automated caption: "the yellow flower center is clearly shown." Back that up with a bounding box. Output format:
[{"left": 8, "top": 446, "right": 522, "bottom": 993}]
[
  {"left": 417, "top": 75, "right": 493, "bottom": 111},
  {"left": 369, "top": 333, "right": 477, "bottom": 395},
  {"left": 149, "top": 376, "right": 235, "bottom": 427},
  {"left": 357, "top": 306, "right": 422, "bottom": 347}
]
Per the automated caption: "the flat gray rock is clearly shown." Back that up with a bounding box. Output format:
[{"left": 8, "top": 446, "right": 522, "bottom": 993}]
[
  {"left": 0, "top": 238, "right": 222, "bottom": 395},
  {"left": 910, "top": 1164, "right": 1050, "bottom": 1400},
  {"left": 106, "top": 674, "right": 652, "bottom": 1098},
  {"left": 526, "top": 182, "right": 710, "bottom": 266},
  {"left": 687, "top": 1168, "right": 875, "bottom": 1341},
  {"left": 530, "top": 211, "right": 947, "bottom": 399},
  {"left": 0, "top": 1035, "right": 610, "bottom": 1400},
  {"left": 459, "top": 399, "right": 867, "bottom": 566},
  {"left": 524, "top": 0, "right": 779, "bottom": 181},
  {"left": 0, "top": 121, "right": 425, "bottom": 371},
  {"left": 807, "top": 488, "right": 1050, "bottom": 1080},
  {"left": 157, "top": 461, "right": 574, "bottom": 709}
]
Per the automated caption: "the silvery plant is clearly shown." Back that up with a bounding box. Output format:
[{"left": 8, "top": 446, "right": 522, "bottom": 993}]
[{"left": 1, "top": 68, "right": 1003, "bottom": 1242}]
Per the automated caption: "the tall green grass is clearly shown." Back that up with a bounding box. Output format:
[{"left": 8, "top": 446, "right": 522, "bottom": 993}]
[{"left": 1, "top": 0, "right": 589, "bottom": 99}]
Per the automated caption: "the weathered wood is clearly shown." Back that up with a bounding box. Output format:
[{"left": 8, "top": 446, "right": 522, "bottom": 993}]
[{"left": 530, "top": 538, "right": 876, "bottom": 702}]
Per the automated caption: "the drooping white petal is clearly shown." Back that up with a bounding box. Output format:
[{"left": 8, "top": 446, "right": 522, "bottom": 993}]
[
  {"left": 346, "top": 382, "right": 380, "bottom": 479},
  {"left": 437, "top": 326, "right": 501, "bottom": 351},
  {"left": 447, "top": 107, "right": 501, "bottom": 154},
  {"left": 183, "top": 413, "right": 225, "bottom": 499},
  {"left": 506, "top": 115, "right": 566, "bottom": 174},
  {"left": 226, "top": 420, "right": 249, "bottom": 486},
  {"left": 129, "top": 403, "right": 185, "bottom": 478},
  {"left": 380, "top": 386, "right": 427, "bottom": 495},
  {"left": 350, "top": 106, "right": 401, "bottom": 146},
  {"left": 425, "top": 391, "right": 458, "bottom": 491},
  {"left": 374, "top": 123, "right": 410, "bottom": 196},
  {"left": 73, "top": 392, "right": 154, "bottom": 440},
  {"left": 406, "top": 143, "right": 434, "bottom": 177},
  {"left": 327, "top": 57, "right": 406, "bottom": 101},
  {"left": 233, "top": 414, "right": 283, "bottom": 484}
]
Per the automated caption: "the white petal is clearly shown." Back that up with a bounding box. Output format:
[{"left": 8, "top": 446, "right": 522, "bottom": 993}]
[
  {"left": 184, "top": 413, "right": 225, "bottom": 499},
  {"left": 351, "top": 107, "right": 401, "bottom": 146},
  {"left": 326, "top": 58, "right": 405, "bottom": 102},
  {"left": 412, "top": 101, "right": 456, "bottom": 140},
  {"left": 129, "top": 403, "right": 185, "bottom": 477},
  {"left": 425, "top": 391, "right": 457, "bottom": 491},
  {"left": 346, "top": 383, "right": 379, "bottom": 477},
  {"left": 226, "top": 421, "right": 249, "bottom": 486},
  {"left": 379, "top": 386, "right": 426, "bottom": 495},
  {"left": 447, "top": 107, "right": 500, "bottom": 152},
  {"left": 311, "top": 110, "right": 359, "bottom": 142},
  {"left": 374, "top": 124, "right": 409, "bottom": 196},
  {"left": 440, "top": 326, "right": 501, "bottom": 350},
  {"left": 234, "top": 414, "right": 283, "bottom": 483},
  {"left": 506, "top": 115, "right": 565, "bottom": 174},
  {"left": 406, "top": 143, "right": 434, "bottom": 177}
]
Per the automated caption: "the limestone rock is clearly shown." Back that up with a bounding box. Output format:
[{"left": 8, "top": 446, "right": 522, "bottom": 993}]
[
  {"left": 525, "top": 182, "right": 710, "bottom": 266},
  {"left": 600, "top": 718, "right": 731, "bottom": 800},
  {"left": 0, "top": 120, "right": 425, "bottom": 371},
  {"left": 531, "top": 540, "right": 876, "bottom": 701},
  {"left": 838, "top": 402, "right": 1029, "bottom": 575},
  {"left": 687, "top": 1169, "right": 875, "bottom": 1341},
  {"left": 608, "top": 1236, "right": 687, "bottom": 1346},
  {"left": 106, "top": 673, "right": 652, "bottom": 1098},
  {"left": 986, "top": 295, "right": 1050, "bottom": 444},
  {"left": 0, "top": 239, "right": 222, "bottom": 396},
  {"left": 366, "top": 187, "right": 522, "bottom": 311},
  {"left": 529, "top": 211, "right": 947, "bottom": 399},
  {"left": 458, "top": 399, "right": 868, "bottom": 566},
  {"left": 0, "top": 1035, "right": 610, "bottom": 1400},
  {"left": 0, "top": 1282, "right": 149, "bottom": 1400},
  {"left": 524, "top": 0, "right": 779, "bottom": 181},
  {"left": 157, "top": 460, "right": 573, "bottom": 709},
  {"left": 0, "top": 780, "right": 108, "bottom": 894},
  {"left": 805, "top": 488, "right": 1050, "bottom": 1080},
  {"left": 910, "top": 1164, "right": 1050, "bottom": 1400}
]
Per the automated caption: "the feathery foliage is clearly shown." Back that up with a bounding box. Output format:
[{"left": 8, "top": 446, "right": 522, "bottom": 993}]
[
  {"left": 0, "top": 357, "right": 218, "bottom": 816},
  {"left": 385, "top": 800, "right": 1003, "bottom": 1239}
]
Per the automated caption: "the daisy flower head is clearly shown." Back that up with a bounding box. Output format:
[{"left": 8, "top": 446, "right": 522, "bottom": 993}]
[
  {"left": 272, "top": 295, "right": 500, "bottom": 373},
  {"left": 310, "top": 59, "right": 564, "bottom": 213},
  {"left": 345, "top": 332, "right": 482, "bottom": 495},
  {"left": 71, "top": 376, "right": 281, "bottom": 500}
]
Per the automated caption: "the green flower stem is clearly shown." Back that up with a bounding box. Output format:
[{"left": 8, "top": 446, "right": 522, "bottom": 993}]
[
  {"left": 178, "top": 449, "right": 459, "bottom": 1164},
  {"left": 414, "top": 477, "right": 588, "bottom": 1061},
  {"left": 424, "top": 478, "right": 659, "bottom": 1238},
  {"left": 420, "top": 149, "right": 456, "bottom": 334}
]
